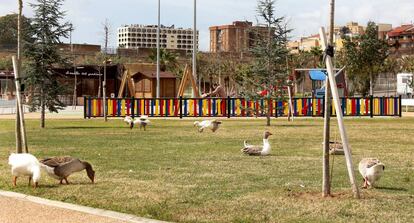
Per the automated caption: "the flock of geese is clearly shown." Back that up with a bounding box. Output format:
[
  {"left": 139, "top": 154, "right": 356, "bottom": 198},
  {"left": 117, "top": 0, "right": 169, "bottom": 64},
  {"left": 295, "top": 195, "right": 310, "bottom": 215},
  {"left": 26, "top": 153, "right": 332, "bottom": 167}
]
[{"left": 8, "top": 117, "right": 385, "bottom": 190}]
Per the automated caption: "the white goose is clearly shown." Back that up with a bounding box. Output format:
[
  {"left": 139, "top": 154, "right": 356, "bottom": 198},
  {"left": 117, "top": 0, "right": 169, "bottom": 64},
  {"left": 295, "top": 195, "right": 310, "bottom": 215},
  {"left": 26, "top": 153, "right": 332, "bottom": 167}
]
[
  {"left": 8, "top": 153, "right": 41, "bottom": 188},
  {"left": 193, "top": 120, "right": 222, "bottom": 133},
  {"left": 358, "top": 158, "right": 385, "bottom": 189},
  {"left": 124, "top": 115, "right": 151, "bottom": 130},
  {"left": 242, "top": 131, "right": 272, "bottom": 156}
]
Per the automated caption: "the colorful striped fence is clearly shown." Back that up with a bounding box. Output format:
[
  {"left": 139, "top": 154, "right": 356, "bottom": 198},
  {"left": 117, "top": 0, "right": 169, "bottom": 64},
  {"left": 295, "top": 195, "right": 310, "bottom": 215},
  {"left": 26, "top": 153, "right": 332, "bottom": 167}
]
[{"left": 84, "top": 96, "right": 402, "bottom": 119}]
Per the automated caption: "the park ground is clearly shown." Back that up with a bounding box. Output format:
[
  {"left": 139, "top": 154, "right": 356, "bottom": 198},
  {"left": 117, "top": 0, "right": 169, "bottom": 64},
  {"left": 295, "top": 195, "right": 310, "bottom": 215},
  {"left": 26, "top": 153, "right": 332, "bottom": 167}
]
[{"left": 0, "top": 117, "right": 413, "bottom": 223}]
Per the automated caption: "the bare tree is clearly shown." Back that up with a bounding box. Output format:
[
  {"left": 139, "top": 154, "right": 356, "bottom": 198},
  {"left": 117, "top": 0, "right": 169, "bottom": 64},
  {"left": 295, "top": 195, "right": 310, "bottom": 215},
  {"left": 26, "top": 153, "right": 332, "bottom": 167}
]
[{"left": 102, "top": 19, "right": 110, "bottom": 122}]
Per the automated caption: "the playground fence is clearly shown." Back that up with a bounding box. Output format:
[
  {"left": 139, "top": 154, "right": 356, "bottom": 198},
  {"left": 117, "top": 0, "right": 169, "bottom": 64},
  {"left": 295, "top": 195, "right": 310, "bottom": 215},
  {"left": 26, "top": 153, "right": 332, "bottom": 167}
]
[{"left": 84, "top": 96, "right": 402, "bottom": 119}]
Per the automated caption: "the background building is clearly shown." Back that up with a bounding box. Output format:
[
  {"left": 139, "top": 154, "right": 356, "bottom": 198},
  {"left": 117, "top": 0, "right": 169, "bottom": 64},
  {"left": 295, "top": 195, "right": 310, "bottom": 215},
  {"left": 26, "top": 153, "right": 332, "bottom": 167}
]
[
  {"left": 117, "top": 24, "right": 198, "bottom": 52},
  {"left": 387, "top": 24, "right": 414, "bottom": 55},
  {"left": 288, "top": 22, "right": 393, "bottom": 53},
  {"left": 209, "top": 21, "right": 269, "bottom": 53}
]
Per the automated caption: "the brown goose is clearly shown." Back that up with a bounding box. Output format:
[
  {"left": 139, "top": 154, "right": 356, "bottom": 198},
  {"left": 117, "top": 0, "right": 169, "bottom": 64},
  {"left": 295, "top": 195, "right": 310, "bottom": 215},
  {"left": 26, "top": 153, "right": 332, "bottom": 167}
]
[
  {"left": 40, "top": 156, "right": 95, "bottom": 184},
  {"left": 242, "top": 131, "right": 272, "bottom": 156}
]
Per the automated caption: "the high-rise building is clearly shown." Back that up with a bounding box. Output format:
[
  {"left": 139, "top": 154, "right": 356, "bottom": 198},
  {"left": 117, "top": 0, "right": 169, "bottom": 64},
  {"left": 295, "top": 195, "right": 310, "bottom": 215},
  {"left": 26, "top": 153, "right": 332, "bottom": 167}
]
[
  {"left": 117, "top": 24, "right": 198, "bottom": 52},
  {"left": 209, "top": 21, "right": 269, "bottom": 53}
]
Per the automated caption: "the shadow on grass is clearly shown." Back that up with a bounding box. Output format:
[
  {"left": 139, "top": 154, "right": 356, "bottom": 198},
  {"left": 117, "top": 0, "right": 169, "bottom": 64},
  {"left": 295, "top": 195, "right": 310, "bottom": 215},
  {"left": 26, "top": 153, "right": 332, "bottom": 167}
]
[
  {"left": 277, "top": 124, "right": 319, "bottom": 128},
  {"left": 51, "top": 126, "right": 122, "bottom": 130},
  {"left": 375, "top": 186, "right": 407, "bottom": 191}
]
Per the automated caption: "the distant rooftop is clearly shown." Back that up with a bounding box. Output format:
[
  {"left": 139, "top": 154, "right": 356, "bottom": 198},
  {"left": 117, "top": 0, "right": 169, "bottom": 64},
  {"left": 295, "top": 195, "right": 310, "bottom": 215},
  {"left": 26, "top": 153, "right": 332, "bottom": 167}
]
[
  {"left": 119, "top": 24, "right": 192, "bottom": 30},
  {"left": 387, "top": 24, "right": 414, "bottom": 37}
]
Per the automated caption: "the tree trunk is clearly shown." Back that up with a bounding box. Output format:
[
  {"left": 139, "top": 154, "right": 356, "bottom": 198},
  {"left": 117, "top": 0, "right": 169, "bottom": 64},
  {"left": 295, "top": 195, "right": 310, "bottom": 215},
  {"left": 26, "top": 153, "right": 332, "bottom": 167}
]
[
  {"left": 266, "top": 114, "right": 270, "bottom": 126},
  {"left": 370, "top": 74, "right": 374, "bottom": 96},
  {"left": 323, "top": 0, "right": 335, "bottom": 197},
  {"left": 40, "top": 89, "right": 45, "bottom": 128},
  {"left": 15, "top": 106, "right": 22, "bottom": 153},
  {"left": 266, "top": 104, "right": 271, "bottom": 126},
  {"left": 15, "top": 0, "right": 23, "bottom": 153}
]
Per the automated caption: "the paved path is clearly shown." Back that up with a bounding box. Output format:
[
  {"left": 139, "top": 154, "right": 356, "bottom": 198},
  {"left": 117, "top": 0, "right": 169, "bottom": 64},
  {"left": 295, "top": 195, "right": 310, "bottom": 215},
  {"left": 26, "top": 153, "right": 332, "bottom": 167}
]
[{"left": 0, "top": 191, "right": 168, "bottom": 223}]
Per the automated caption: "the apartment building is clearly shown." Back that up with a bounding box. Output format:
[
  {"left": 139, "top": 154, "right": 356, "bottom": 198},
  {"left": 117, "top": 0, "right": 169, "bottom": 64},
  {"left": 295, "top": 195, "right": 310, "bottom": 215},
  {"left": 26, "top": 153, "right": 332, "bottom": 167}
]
[
  {"left": 117, "top": 24, "right": 198, "bottom": 52},
  {"left": 209, "top": 21, "right": 269, "bottom": 53},
  {"left": 387, "top": 24, "right": 414, "bottom": 55}
]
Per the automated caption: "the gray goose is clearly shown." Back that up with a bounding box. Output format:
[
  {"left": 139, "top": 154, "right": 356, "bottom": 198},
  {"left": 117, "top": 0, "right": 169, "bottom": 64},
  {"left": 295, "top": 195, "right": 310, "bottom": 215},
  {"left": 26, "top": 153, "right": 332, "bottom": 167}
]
[
  {"left": 40, "top": 156, "right": 95, "bottom": 184},
  {"left": 242, "top": 131, "right": 272, "bottom": 156}
]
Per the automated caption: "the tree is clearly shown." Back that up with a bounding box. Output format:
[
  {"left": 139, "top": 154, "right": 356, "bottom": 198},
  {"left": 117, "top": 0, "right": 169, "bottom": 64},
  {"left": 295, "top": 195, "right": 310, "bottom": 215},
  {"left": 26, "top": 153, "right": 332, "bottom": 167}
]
[
  {"left": 235, "top": 0, "right": 291, "bottom": 126},
  {"left": 24, "top": 0, "right": 72, "bottom": 128},
  {"left": 148, "top": 48, "right": 178, "bottom": 72},
  {"left": 340, "top": 21, "right": 389, "bottom": 96},
  {"left": 0, "top": 57, "right": 13, "bottom": 70},
  {"left": 381, "top": 57, "right": 402, "bottom": 96},
  {"left": 401, "top": 56, "right": 414, "bottom": 73},
  {"left": 339, "top": 26, "right": 351, "bottom": 39},
  {"left": 309, "top": 46, "right": 323, "bottom": 68},
  {"left": 0, "top": 13, "right": 32, "bottom": 47}
]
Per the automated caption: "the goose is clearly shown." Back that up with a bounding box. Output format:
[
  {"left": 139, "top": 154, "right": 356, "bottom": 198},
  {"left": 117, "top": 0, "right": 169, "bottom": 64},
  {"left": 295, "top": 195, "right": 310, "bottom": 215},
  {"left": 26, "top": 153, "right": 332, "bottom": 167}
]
[
  {"left": 8, "top": 153, "right": 41, "bottom": 188},
  {"left": 358, "top": 158, "right": 385, "bottom": 189},
  {"left": 242, "top": 131, "right": 272, "bottom": 156},
  {"left": 124, "top": 115, "right": 150, "bottom": 130},
  {"left": 124, "top": 116, "right": 134, "bottom": 129},
  {"left": 193, "top": 120, "right": 222, "bottom": 133},
  {"left": 135, "top": 115, "right": 150, "bottom": 131},
  {"left": 40, "top": 156, "right": 95, "bottom": 184}
]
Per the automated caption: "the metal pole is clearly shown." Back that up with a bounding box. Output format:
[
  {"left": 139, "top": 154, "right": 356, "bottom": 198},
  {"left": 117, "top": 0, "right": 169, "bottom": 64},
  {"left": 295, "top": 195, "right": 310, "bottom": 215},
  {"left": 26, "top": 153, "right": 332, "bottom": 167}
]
[
  {"left": 320, "top": 27, "right": 360, "bottom": 199},
  {"left": 103, "top": 23, "right": 108, "bottom": 122},
  {"left": 192, "top": 0, "right": 197, "bottom": 97},
  {"left": 322, "top": 0, "right": 334, "bottom": 197},
  {"left": 70, "top": 25, "right": 78, "bottom": 110},
  {"left": 156, "top": 0, "right": 161, "bottom": 98}
]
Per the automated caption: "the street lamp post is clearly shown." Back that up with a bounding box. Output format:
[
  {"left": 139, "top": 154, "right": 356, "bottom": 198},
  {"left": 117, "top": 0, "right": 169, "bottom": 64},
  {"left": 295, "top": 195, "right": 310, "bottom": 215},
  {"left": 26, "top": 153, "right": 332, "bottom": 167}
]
[
  {"left": 192, "top": 0, "right": 197, "bottom": 97},
  {"left": 103, "top": 24, "right": 109, "bottom": 122},
  {"left": 156, "top": 0, "right": 161, "bottom": 98}
]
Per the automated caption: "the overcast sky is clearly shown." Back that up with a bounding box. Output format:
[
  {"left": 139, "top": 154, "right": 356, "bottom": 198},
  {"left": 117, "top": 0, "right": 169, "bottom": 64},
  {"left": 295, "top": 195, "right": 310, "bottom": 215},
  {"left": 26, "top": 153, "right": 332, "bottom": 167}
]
[{"left": 1, "top": 0, "right": 413, "bottom": 51}]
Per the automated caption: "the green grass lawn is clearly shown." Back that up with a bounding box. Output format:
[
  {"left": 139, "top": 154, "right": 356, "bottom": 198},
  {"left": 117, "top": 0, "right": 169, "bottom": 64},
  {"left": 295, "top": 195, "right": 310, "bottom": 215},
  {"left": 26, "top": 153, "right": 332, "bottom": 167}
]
[{"left": 0, "top": 117, "right": 413, "bottom": 222}]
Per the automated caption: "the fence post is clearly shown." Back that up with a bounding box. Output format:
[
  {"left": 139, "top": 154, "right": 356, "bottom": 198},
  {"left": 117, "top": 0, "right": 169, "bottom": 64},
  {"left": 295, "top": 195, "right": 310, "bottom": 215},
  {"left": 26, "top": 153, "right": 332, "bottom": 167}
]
[
  {"left": 227, "top": 96, "right": 231, "bottom": 118},
  {"left": 370, "top": 95, "right": 374, "bottom": 118},
  {"left": 88, "top": 96, "right": 92, "bottom": 119},
  {"left": 399, "top": 95, "right": 402, "bottom": 117},
  {"left": 179, "top": 96, "right": 183, "bottom": 119},
  {"left": 83, "top": 96, "right": 87, "bottom": 119},
  {"left": 131, "top": 97, "right": 135, "bottom": 118}
]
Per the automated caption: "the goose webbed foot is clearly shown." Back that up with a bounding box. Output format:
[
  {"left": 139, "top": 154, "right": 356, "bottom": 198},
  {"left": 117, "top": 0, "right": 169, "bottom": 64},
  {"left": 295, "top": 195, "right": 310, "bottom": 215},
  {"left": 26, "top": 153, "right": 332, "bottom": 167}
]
[
  {"left": 362, "top": 178, "right": 368, "bottom": 189},
  {"left": 12, "top": 176, "right": 17, "bottom": 187}
]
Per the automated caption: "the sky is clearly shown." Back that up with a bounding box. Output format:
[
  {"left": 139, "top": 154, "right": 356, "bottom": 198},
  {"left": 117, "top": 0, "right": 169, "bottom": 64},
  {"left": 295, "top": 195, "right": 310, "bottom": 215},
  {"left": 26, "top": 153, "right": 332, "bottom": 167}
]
[{"left": 1, "top": 0, "right": 413, "bottom": 51}]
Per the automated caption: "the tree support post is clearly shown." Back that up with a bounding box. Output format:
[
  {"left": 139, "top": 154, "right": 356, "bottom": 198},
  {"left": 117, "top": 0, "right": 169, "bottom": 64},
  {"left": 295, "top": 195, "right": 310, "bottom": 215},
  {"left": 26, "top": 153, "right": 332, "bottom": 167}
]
[
  {"left": 320, "top": 27, "right": 360, "bottom": 199},
  {"left": 12, "top": 56, "right": 28, "bottom": 153}
]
